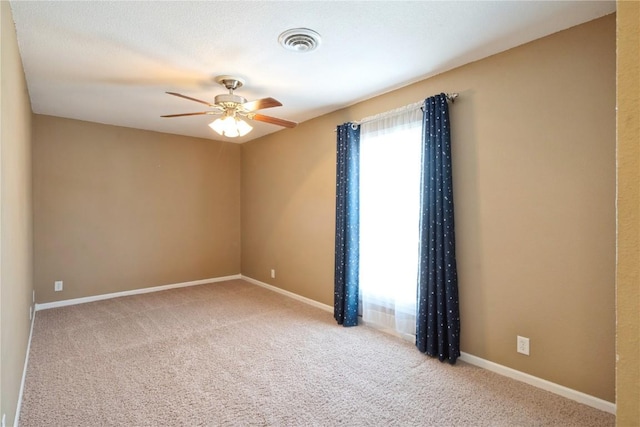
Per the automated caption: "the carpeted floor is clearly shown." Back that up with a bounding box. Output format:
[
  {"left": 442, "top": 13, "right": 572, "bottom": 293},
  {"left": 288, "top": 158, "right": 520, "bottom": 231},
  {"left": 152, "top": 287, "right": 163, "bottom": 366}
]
[{"left": 20, "top": 279, "right": 614, "bottom": 426}]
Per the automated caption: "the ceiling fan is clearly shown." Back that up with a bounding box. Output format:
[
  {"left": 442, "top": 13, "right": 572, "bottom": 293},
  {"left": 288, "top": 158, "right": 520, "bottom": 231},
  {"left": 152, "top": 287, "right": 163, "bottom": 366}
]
[{"left": 161, "top": 75, "right": 297, "bottom": 138}]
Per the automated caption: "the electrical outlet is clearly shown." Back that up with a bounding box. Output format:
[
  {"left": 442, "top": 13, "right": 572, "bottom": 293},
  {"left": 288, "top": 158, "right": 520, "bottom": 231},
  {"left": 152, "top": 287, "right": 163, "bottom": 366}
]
[
  {"left": 517, "top": 335, "right": 530, "bottom": 355},
  {"left": 54, "top": 280, "right": 63, "bottom": 292},
  {"left": 271, "top": 269, "right": 276, "bottom": 279}
]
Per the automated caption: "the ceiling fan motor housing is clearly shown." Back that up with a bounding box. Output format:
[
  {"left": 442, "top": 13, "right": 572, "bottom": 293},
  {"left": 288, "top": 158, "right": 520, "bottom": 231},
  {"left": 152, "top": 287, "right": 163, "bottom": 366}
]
[{"left": 215, "top": 93, "right": 247, "bottom": 109}]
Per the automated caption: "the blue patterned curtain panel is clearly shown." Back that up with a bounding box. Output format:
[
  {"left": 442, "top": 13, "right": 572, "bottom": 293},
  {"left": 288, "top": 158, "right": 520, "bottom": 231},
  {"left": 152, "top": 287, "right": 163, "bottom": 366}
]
[
  {"left": 334, "top": 123, "right": 360, "bottom": 327},
  {"left": 416, "top": 94, "right": 461, "bottom": 363}
]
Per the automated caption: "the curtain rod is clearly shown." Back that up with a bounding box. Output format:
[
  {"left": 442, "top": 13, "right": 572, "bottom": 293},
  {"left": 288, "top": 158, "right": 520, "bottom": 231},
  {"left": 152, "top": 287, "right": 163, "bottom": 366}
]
[{"left": 346, "top": 92, "right": 459, "bottom": 129}]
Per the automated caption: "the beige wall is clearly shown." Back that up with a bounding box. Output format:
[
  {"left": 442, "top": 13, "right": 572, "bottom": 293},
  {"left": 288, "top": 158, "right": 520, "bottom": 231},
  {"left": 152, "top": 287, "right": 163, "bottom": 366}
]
[
  {"left": 33, "top": 116, "right": 241, "bottom": 302},
  {"left": 1, "top": 2, "right": 34, "bottom": 425},
  {"left": 616, "top": 1, "right": 640, "bottom": 424},
  {"left": 242, "top": 15, "right": 617, "bottom": 402},
  {"left": 241, "top": 117, "right": 338, "bottom": 304}
]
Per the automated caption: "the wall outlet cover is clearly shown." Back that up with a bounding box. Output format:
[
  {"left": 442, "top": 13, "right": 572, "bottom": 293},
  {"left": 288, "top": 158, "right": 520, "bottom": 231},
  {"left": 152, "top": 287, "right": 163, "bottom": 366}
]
[{"left": 517, "top": 335, "right": 530, "bottom": 355}]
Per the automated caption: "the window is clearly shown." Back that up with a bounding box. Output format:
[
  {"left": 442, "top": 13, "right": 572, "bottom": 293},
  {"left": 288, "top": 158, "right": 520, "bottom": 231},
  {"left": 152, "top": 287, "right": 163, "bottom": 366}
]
[{"left": 359, "top": 105, "right": 422, "bottom": 338}]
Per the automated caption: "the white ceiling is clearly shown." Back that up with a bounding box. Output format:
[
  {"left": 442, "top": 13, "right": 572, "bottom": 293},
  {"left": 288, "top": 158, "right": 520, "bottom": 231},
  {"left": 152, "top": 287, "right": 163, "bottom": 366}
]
[{"left": 10, "top": 1, "right": 615, "bottom": 143}]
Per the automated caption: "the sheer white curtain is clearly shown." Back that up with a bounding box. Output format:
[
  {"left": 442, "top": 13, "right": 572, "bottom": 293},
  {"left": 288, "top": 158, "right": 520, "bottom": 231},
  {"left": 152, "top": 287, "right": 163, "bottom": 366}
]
[{"left": 359, "top": 104, "right": 422, "bottom": 338}]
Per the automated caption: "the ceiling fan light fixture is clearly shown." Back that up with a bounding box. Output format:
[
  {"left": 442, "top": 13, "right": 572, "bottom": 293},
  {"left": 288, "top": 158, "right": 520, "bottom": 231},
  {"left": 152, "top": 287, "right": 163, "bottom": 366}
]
[
  {"left": 278, "top": 28, "right": 321, "bottom": 53},
  {"left": 163, "top": 76, "right": 297, "bottom": 137},
  {"left": 235, "top": 118, "right": 253, "bottom": 136},
  {"left": 209, "top": 116, "right": 253, "bottom": 138}
]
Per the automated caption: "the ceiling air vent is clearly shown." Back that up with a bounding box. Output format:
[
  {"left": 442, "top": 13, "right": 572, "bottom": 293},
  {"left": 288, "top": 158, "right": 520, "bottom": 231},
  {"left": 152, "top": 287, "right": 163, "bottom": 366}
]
[{"left": 278, "top": 28, "right": 321, "bottom": 53}]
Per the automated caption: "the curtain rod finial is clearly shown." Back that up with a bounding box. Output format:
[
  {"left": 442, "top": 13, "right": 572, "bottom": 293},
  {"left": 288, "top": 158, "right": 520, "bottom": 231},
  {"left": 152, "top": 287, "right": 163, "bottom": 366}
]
[{"left": 446, "top": 93, "right": 459, "bottom": 103}]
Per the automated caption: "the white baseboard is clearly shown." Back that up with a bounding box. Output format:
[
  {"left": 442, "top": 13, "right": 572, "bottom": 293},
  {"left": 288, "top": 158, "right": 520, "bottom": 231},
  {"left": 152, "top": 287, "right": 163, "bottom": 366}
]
[
  {"left": 34, "top": 274, "right": 242, "bottom": 311},
  {"left": 458, "top": 352, "right": 616, "bottom": 414},
  {"left": 15, "top": 303, "right": 36, "bottom": 427},
  {"left": 240, "top": 275, "right": 333, "bottom": 313},
  {"left": 240, "top": 277, "right": 615, "bottom": 415}
]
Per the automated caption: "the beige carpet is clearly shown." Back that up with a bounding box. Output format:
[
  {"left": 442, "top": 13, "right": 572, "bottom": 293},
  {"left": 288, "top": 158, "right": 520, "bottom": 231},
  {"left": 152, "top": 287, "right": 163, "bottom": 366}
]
[{"left": 20, "top": 279, "right": 614, "bottom": 426}]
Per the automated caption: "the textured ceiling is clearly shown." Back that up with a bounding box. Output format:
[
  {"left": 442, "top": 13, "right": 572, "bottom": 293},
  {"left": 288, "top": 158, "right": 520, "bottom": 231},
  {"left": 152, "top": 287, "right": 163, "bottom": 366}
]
[{"left": 10, "top": 1, "right": 615, "bottom": 143}]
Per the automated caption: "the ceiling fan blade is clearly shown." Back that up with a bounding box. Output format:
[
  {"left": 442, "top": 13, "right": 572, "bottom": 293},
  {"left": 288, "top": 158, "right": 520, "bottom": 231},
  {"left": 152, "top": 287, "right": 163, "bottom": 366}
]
[
  {"left": 161, "top": 112, "right": 214, "bottom": 118},
  {"left": 166, "top": 92, "right": 213, "bottom": 107},
  {"left": 250, "top": 113, "right": 297, "bottom": 128},
  {"left": 242, "top": 97, "right": 283, "bottom": 112}
]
